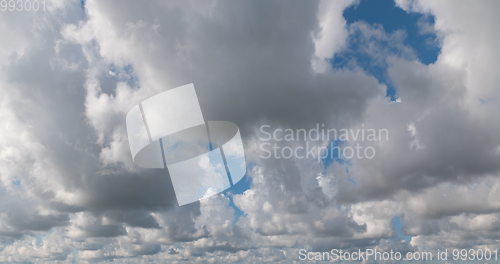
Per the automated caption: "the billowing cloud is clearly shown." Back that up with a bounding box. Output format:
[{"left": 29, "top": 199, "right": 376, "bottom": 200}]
[{"left": 0, "top": 0, "right": 499, "bottom": 262}]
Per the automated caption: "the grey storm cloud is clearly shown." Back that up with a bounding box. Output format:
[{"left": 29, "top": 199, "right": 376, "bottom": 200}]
[{"left": 0, "top": 0, "right": 499, "bottom": 263}]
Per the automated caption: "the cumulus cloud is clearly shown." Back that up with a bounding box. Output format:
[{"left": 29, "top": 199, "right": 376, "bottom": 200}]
[{"left": 0, "top": 0, "right": 499, "bottom": 262}]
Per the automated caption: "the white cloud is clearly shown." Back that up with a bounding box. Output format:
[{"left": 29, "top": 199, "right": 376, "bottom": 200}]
[{"left": 0, "top": 0, "right": 499, "bottom": 262}]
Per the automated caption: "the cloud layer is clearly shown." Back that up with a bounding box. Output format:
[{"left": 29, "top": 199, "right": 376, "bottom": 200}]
[{"left": 0, "top": 0, "right": 499, "bottom": 262}]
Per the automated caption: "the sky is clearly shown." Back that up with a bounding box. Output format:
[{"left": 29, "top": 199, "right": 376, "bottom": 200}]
[{"left": 1, "top": 0, "right": 500, "bottom": 263}]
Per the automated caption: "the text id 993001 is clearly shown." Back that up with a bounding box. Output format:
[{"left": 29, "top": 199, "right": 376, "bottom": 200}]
[{"left": 0, "top": 0, "right": 46, "bottom": 12}]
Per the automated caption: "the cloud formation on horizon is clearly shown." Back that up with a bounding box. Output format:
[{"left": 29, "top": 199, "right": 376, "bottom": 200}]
[{"left": 0, "top": 0, "right": 500, "bottom": 262}]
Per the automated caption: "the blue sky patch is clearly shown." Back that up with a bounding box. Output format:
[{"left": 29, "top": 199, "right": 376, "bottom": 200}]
[
  {"left": 332, "top": 0, "right": 440, "bottom": 101},
  {"left": 343, "top": 0, "right": 440, "bottom": 64},
  {"left": 223, "top": 163, "right": 253, "bottom": 221},
  {"left": 321, "top": 140, "right": 356, "bottom": 184},
  {"left": 391, "top": 216, "right": 412, "bottom": 243}
]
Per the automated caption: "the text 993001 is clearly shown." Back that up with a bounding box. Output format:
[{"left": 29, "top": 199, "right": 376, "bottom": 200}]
[{"left": 0, "top": 0, "right": 46, "bottom": 12}]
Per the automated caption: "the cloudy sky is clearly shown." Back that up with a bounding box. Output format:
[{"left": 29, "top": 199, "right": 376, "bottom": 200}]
[{"left": 1, "top": 0, "right": 500, "bottom": 262}]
